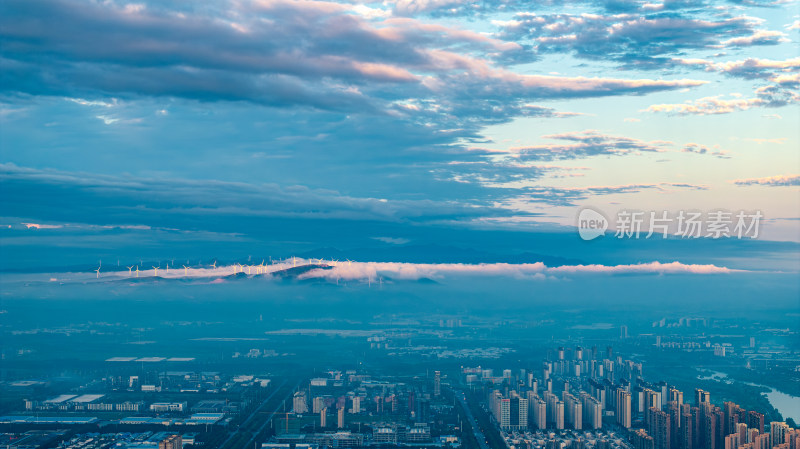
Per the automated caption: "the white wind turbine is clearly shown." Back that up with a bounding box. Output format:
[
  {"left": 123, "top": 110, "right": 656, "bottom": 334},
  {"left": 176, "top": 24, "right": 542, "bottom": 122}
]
[
  {"left": 135, "top": 266, "right": 140, "bottom": 278},
  {"left": 127, "top": 266, "right": 134, "bottom": 275},
  {"left": 183, "top": 265, "right": 189, "bottom": 275},
  {"left": 95, "top": 266, "right": 101, "bottom": 279},
  {"left": 152, "top": 266, "right": 159, "bottom": 276}
]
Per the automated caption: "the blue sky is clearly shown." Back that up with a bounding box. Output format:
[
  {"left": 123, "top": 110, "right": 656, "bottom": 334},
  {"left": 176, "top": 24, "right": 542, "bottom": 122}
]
[{"left": 0, "top": 0, "right": 798, "bottom": 272}]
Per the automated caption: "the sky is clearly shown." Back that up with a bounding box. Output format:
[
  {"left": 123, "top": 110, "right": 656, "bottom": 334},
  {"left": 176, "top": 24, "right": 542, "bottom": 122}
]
[{"left": 0, "top": 0, "right": 799, "bottom": 276}]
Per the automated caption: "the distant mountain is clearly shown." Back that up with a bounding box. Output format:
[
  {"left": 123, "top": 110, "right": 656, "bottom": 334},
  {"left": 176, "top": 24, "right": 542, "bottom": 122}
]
[{"left": 269, "top": 264, "right": 332, "bottom": 279}]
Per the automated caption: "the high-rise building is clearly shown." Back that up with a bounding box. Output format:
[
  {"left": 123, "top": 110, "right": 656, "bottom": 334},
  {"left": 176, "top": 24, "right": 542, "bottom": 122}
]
[
  {"left": 620, "top": 325, "right": 629, "bottom": 339},
  {"left": 754, "top": 433, "right": 770, "bottom": 449},
  {"left": 704, "top": 409, "right": 718, "bottom": 449},
  {"left": 724, "top": 433, "right": 740, "bottom": 449},
  {"left": 736, "top": 422, "right": 748, "bottom": 444},
  {"left": 617, "top": 388, "right": 632, "bottom": 429},
  {"left": 531, "top": 396, "right": 547, "bottom": 430},
  {"left": 644, "top": 389, "right": 661, "bottom": 425},
  {"left": 747, "top": 411, "right": 764, "bottom": 433},
  {"left": 434, "top": 371, "right": 441, "bottom": 397},
  {"left": 313, "top": 396, "right": 326, "bottom": 414},
  {"left": 695, "top": 389, "right": 710, "bottom": 407},
  {"left": 680, "top": 411, "right": 693, "bottom": 449},
  {"left": 337, "top": 407, "right": 345, "bottom": 429},
  {"left": 634, "top": 429, "right": 655, "bottom": 449},
  {"left": 351, "top": 396, "right": 361, "bottom": 414},
  {"left": 293, "top": 391, "right": 309, "bottom": 414},
  {"left": 770, "top": 422, "right": 789, "bottom": 449},
  {"left": 724, "top": 402, "right": 742, "bottom": 436},
  {"left": 648, "top": 407, "right": 671, "bottom": 449},
  {"left": 670, "top": 388, "right": 684, "bottom": 406},
  {"left": 159, "top": 435, "right": 182, "bottom": 449},
  {"left": 490, "top": 390, "right": 528, "bottom": 430},
  {"left": 563, "top": 392, "right": 582, "bottom": 430},
  {"left": 320, "top": 407, "right": 327, "bottom": 428},
  {"left": 581, "top": 393, "right": 602, "bottom": 430}
]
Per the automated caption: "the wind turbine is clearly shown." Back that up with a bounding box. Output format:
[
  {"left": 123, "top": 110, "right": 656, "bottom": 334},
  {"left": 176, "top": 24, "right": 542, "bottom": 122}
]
[
  {"left": 346, "top": 259, "right": 352, "bottom": 266},
  {"left": 183, "top": 265, "right": 189, "bottom": 275},
  {"left": 152, "top": 266, "right": 159, "bottom": 276},
  {"left": 127, "top": 266, "right": 134, "bottom": 275},
  {"left": 135, "top": 266, "right": 139, "bottom": 278},
  {"left": 212, "top": 260, "right": 217, "bottom": 269},
  {"left": 95, "top": 266, "right": 101, "bottom": 279}
]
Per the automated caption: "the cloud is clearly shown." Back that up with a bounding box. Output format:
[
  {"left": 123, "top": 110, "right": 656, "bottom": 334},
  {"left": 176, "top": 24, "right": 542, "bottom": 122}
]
[
  {"left": 21, "top": 222, "right": 63, "bottom": 230},
  {"left": 733, "top": 174, "right": 800, "bottom": 186},
  {"left": 25, "top": 259, "right": 742, "bottom": 285},
  {"left": 499, "top": 182, "right": 707, "bottom": 207},
  {"left": 0, "top": 0, "right": 701, "bottom": 112},
  {"left": 497, "top": 11, "right": 785, "bottom": 68},
  {"left": 745, "top": 137, "right": 786, "bottom": 144},
  {"left": 681, "top": 143, "right": 731, "bottom": 158},
  {"left": 298, "top": 260, "right": 739, "bottom": 281},
  {"left": 372, "top": 236, "right": 412, "bottom": 244},
  {"left": 722, "top": 29, "right": 788, "bottom": 46},
  {"left": 712, "top": 57, "right": 800, "bottom": 80},
  {"left": 644, "top": 87, "right": 799, "bottom": 115},
  {"left": 0, "top": 163, "right": 524, "bottom": 228},
  {"left": 646, "top": 57, "right": 800, "bottom": 115}
]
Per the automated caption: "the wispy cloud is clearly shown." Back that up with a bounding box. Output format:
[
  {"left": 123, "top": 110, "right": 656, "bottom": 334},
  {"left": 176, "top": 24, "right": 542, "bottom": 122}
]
[{"left": 733, "top": 174, "right": 800, "bottom": 186}]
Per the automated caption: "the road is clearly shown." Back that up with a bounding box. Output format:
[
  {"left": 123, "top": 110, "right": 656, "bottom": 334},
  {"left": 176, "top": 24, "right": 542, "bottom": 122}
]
[
  {"left": 240, "top": 378, "right": 303, "bottom": 449},
  {"left": 219, "top": 378, "right": 291, "bottom": 449},
  {"left": 455, "top": 389, "right": 491, "bottom": 449}
]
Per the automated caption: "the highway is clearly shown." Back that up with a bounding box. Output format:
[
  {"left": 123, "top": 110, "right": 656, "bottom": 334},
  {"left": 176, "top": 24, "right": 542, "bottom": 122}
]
[
  {"left": 219, "top": 378, "right": 293, "bottom": 449},
  {"left": 455, "top": 389, "right": 492, "bottom": 449}
]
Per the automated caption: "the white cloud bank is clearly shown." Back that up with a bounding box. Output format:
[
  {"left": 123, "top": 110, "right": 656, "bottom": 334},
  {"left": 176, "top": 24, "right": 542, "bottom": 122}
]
[{"left": 25, "top": 260, "right": 742, "bottom": 286}]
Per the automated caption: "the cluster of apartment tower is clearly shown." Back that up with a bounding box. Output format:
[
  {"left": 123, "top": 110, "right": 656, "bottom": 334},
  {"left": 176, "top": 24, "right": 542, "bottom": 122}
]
[
  {"left": 632, "top": 392, "right": 798, "bottom": 449},
  {"left": 474, "top": 346, "right": 798, "bottom": 449}
]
